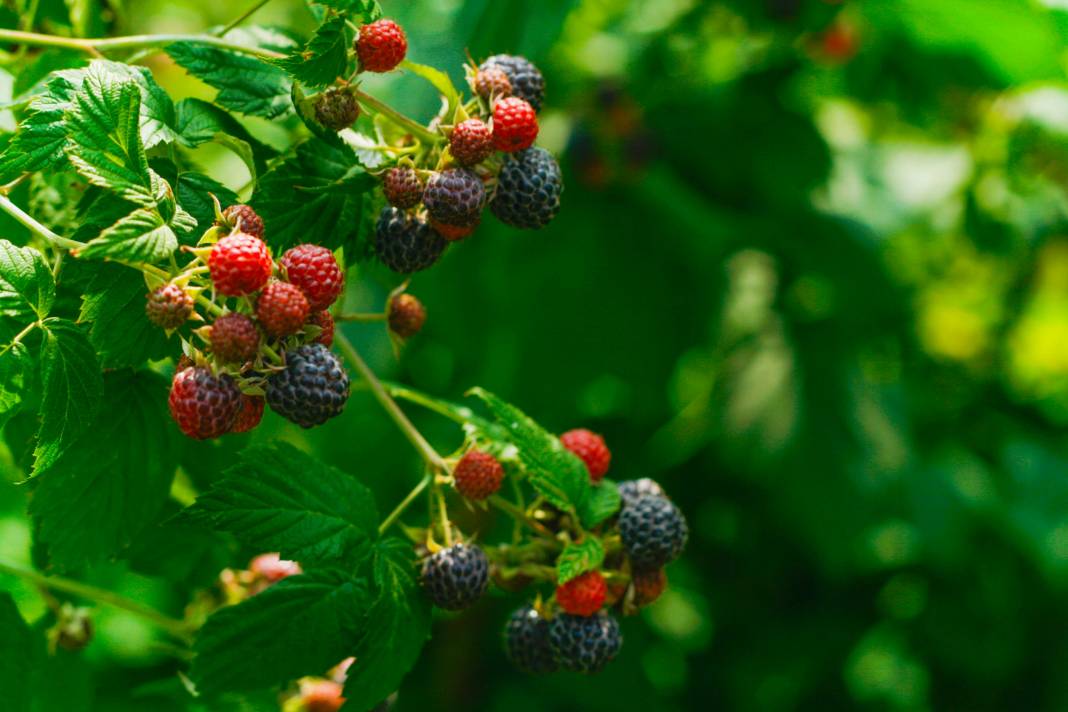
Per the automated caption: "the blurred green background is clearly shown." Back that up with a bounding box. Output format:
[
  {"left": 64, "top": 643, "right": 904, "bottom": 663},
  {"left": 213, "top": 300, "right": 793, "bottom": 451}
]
[{"left": 11, "top": 0, "right": 1068, "bottom": 710}]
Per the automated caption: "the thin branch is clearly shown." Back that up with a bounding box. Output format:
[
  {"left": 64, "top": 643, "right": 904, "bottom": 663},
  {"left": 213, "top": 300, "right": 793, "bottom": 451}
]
[
  {"left": 354, "top": 89, "right": 441, "bottom": 145},
  {"left": 0, "top": 195, "right": 85, "bottom": 251},
  {"left": 489, "top": 495, "right": 555, "bottom": 538},
  {"left": 0, "top": 28, "right": 282, "bottom": 60},
  {"left": 379, "top": 473, "right": 432, "bottom": 535},
  {"left": 336, "top": 312, "right": 387, "bottom": 323},
  {"left": 217, "top": 0, "right": 275, "bottom": 37}
]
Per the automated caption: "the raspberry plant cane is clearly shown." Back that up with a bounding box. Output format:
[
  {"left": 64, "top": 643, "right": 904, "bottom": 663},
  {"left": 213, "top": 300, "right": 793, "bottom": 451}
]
[{"left": 0, "top": 2, "right": 685, "bottom": 710}]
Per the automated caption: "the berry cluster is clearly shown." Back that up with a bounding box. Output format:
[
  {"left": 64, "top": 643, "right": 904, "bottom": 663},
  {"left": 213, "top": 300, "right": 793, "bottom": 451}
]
[
  {"left": 409, "top": 428, "right": 686, "bottom": 676},
  {"left": 145, "top": 204, "right": 352, "bottom": 439},
  {"left": 304, "top": 17, "right": 563, "bottom": 274}
]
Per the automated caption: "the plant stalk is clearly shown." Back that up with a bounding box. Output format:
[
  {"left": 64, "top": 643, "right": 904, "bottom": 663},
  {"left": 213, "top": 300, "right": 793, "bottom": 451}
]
[{"left": 354, "top": 90, "right": 440, "bottom": 145}]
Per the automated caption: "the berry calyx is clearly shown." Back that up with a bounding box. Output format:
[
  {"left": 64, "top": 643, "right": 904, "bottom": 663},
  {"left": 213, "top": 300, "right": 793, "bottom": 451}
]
[
  {"left": 231, "top": 394, "right": 265, "bottom": 434},
  {"left": 375, "top": 207, "right": 448, "bottom": 274},
  {"left": 479, "top": 55, "right": 544, "bottom": 112},
  {"left": 168, "top": 366, "right": 242, "bottom": 440},
  {"left": 280, "top": 244, "right": 344, "bottom": 312},
  {"left": 547, "top": 611, "right": 622, "bottom": 674},
  {"left": 632, "top": 568, "right": 667, "bottom": 607},
  {"left": 209, "top": 232, "right": 272, "bottom": 296},
  {"left": 220, "top": 204, "right": 264, "bottom": 240},
  {"left": 619, "top": 495, "right": 688, "bottom": 570},
  {"left": 452, "top": 449, "right": 503, "bottom": 501},
  {"left": 423, "top": 168, "right": 485, "bottom": 228},
  {"left": 383, "top": 166, "right": 424, "bottom": 209},
  {"left": 209, "top": 313, "right": 260, "bottom": 364},
  {"left": 450, "top": 118, "right": 494, "bottom": 166},
  {"left": 555, "top": 570, "right": 607, "bottom": 616},
  {"left": 308, "top": 310, "right": 335, "bottom": 347},
  {"left": 266, "top": 343, "right": 350, "bottom": 428},
  {"left": 474, "top": 65, "right": 512, "bottom": 102},
  {"left": 387, "top": 293, "right": 426, "bottom": 339},
  {"left": 420, "top": 543, "right": 489, "bottom": 611},
  {"left": 560, "top": 428, "right": 611, "bottom": 482},
  {"left": 491, "top": 147, "right": 562, "bottom": 230},
  {"left": 257, "top": 280, "right": 310, "bottom": 338},
  {"left": 504, "top": 605, "right": 558, "bottom": 674},
  {"left": 617, "top": 478, "right": 666, "bottom": 509},
  {"left": 314, "top": 88, "right": 360, "bottom": 131},
  {"left": 145, "top": 283, "right": 193, "bottom": 329},
  {"left": 492, "top": 97, "right": 538, "bottom": 152},
  {"left": 356, "top": 19, "right": 407, "bottom": 73},
  {"left": 301, "top": 680, "right": 345, "bottom": 712}
]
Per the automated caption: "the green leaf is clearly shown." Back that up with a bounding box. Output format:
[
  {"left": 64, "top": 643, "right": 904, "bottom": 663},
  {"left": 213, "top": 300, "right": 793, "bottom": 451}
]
[
  {"left": 64, "top": 77, "right": 154, "bottom": 205},
  {"left": 342, "top": 538, "right": 431, "bottom": 712},
  {"left": 556, "top": 538, "right": 606, "bottom": 584},
  {"left": 468, "top": 388, "right": 591, "bottom": 514},
  {"left": 175, "top": 172, "right": 239, "bottom": 241},
  {"left": 78, "top": 207, "right": 177, "bottom": 263},
  {"left": 174, "top": 98, "right": 275, "bottom": 177},
  {"left": 311, "top": 0, "right": 382, "bottom": 21},
  {"left": 180, "top": 442, "right": 379, "bottom": 567},
  {"left": 402, "top": 60, "right": 461, "bottom": 118},
  {"left": 0, "top": 240, "right": 55, "bottom": 320},
  {"left": 167, "top": 43, "right": 293, "bottom": 119},
  {"left": 78, "top": 264, "right": 170, "bottom": 368},
  {"left": 0, "top": 593, "right": 35, "bottom": 712},
  {"left": 0, "top": 342, "right": 32, "bottom": 430},
  {"left": 252, "top": 138, "right": 376, "bottom": 252},
  {"left": 273, "top": 15, "right": 352, "bottom": 89},
  {"left": 33, "top": 318, "right": 102, "bottom": 476},
  {"left": 191, "top": 569, "right": 369, "bottom": 695},
  {"left": 578, "top": 479, "right": 622, "bottom": 529},
  {"left": 29, "top": 370, "right": 180, "bottom": 567}
]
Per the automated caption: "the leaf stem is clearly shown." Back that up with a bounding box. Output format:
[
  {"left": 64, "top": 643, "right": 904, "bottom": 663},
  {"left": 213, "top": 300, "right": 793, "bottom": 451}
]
[
  {"left": 0, "top": 28, "right": 282, "bottom": 60},
  {"left": 0, "top": 560, "right": 192, "bottom": 643},
  {"left": 0, "top": 321, "right": 38, "bottom": 359},
  {"left": 489, "top": 495, "right": 555, "bottom": 538},
  {"left": 379, "top": 473, "right": 432, "bottom": 535},
  {"left": 0, "top": 195, "right": 85, "bottom": 251},
  {"left": 388, "top": 384, "right": 473, "bottom": 426},
  {"left": 217, "top": 0, "right": 275, "bottom": 37},
  {"left": 336, "top": 312, "right": 387, "bottom": 323},
  {"left": 335, "top": 332, "right": 447, "bottom": 473},
  {"left": 353, "top": 89, "right": 440, "bottom": 145}
]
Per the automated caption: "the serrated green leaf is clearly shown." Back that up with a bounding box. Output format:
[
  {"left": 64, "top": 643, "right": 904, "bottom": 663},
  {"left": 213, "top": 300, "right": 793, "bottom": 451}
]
[
  {"left": 167, "top": 43, "right": 293, "bottom": 119},
  {"left": 191, "top": 569, "right": 369, "bottom": 695},
  {"left": 273, "top": 15, "right": 352, "bottom": 89},
  {"left": 468, "top": 388, "right": 591, "bottom": 514},
  {"left": 78, "top": 264, "right": 170, "bottom": 368},
  {"left": 64, "top": 77, "right": 154, "bottom": 205},
  {"left": 180, "top": 442, "right": 379, "bottom": 567},
  {"left": 312, "top": 0, "right": 382, "bottom": 22},
  {"left": 401, "top": 60, "right": 461, "bottom": 117},
  {"left": 556, "top": 538, "right": 606, "bottom": 584},
  {"left": 578, "top": 479, "right": 622, "bottom": 529},
  {"left": 175, "top": 172, "right": 239, "bottom": 241},
  {"left": 0, "top": 240, "right": 55, "bottom": 320},
  {"left": 343, "top": 538, "right": 431, "bottom": 712},
  {"left": 0, "top": 342, "right": 31, "bottom": 430},
  {"left": 78, "top": 207, "right": 177, "bottom": 262},
  {"left": 29, "top": 370, "right": 180, "bottom": 567},
  {"left": 33, "top": 318, "right": 102, "bottom": 476},
  {"left": 174, "top": 98, "right": 275, "bottom": 177},
  {"left": 252, "top": 138, "right": 376, "bottom": 252}
]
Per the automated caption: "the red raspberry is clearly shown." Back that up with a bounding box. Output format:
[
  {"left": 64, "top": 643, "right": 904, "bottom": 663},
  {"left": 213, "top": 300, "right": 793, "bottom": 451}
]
[
  {"left": 474, "top": 65, "right": 512, "bottom": 101},
  {"left": 450, "top": 119, "right": 494, "bottom": 166},
  {"left": 209, "top": 313, "right": 260, "bottom": 364},
  {"left": 231, "top": 394, "right": 265, "bottom": 434},
  {"left": 220, "top": 204, "right": 264, "bottom": 240},
  {"left": 301, "top": 679, "right": 345, "bottom": 712},
  {"left": 387, "top": 293, "right": 426, "bottom": 338},
  {"left": 249, "top": 552, "right": 302, "bottom": 582},
  {"left": 257, "top": 281, "right": 310, "bottom": 338},
  {"left": 168, "top": 366, "right": 242, "bottom": 440},
  {"left": 430, "top": 218, "right": 477, "bottom": 242},
  {"left": 145, "top": 283, "right": 193, "bottom": 329},
  {"left": 279, "top": 244, "right": 344, "bottom": 311},
  {"left": 632, "top": 568, "right": 667, "bottom": 607},
  {"left": 555, "top": 570, "right": 607, "bottom": 616},
  {"left": 356, "top": 19, "right": 407, "bottom": 73},
  {"left": 383, "top": 166, "right": 424, "bottom": 209},
  {"left": 492, "top": 97, "right": 538, "bottom": 152},
  {"left": 209, "top": 233, "right": 272, "bottom": 296},
  {"left": 452, "top": 449, "right": 503, "bottom": 500},
  {"left": 560, "top": 428, "right": 611, "bottom": 482},
  {"left": 308, "top": 310, "right": 335, "bottom": 347}
]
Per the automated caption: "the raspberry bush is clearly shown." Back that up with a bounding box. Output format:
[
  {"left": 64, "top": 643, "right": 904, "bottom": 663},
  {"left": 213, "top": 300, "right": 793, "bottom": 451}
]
[{"left": 0, "top": 2, "right": 685, "bottom": 710}]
